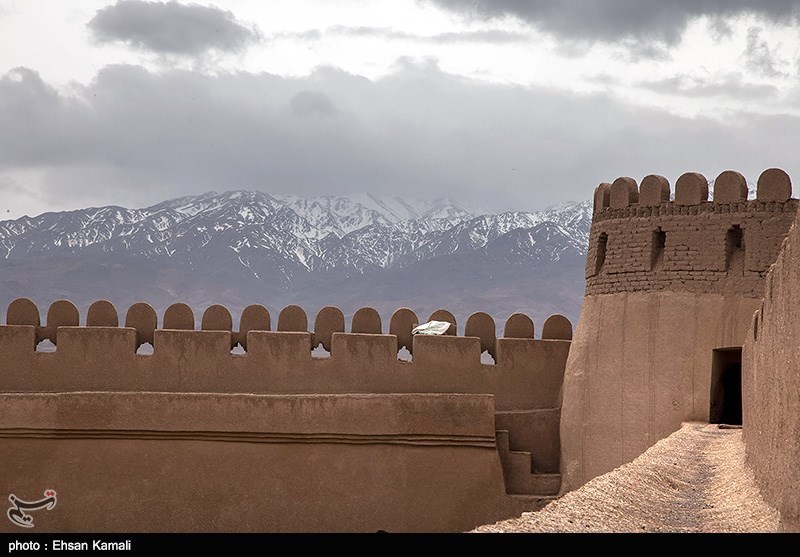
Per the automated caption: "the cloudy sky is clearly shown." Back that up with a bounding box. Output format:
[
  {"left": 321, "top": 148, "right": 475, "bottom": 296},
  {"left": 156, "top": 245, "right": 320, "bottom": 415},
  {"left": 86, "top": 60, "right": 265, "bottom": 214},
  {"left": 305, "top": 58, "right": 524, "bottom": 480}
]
[{"left": 1, "top": 0, "right": 800, "bottom": 218}]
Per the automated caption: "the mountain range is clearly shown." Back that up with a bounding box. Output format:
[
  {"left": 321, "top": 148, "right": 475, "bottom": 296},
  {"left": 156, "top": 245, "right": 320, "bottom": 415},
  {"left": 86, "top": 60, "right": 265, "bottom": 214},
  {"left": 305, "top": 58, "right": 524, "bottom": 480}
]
[{"left": 0, "top": 191, "right": 591, "bottom": 332}]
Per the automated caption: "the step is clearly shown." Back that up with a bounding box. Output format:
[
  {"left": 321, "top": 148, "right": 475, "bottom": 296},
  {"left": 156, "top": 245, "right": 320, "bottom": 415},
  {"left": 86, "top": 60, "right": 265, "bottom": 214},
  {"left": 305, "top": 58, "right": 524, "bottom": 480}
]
[
  {"left": 496, "top": 430, "right": 563, "bottom": 496},
  {"left": 495, "top": 409, "right": 560, "bottom": 474},
  {"left": 508, "top": 473, "right": 562, "bottom": 496},
  {"left": 496, "top": 430, "right": 534, "bottom": 473}
]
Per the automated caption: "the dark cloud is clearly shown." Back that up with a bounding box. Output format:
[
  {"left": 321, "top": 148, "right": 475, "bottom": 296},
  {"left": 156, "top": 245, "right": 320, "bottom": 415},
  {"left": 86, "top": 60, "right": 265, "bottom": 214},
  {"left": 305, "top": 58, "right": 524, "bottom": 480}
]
[
  {"left": 430, "top": 1, "right": 800, "bottom": 44},
  {"left": 743, "top": 27, "right": 787, "bottom": 77},
  {"left": 87, "top": 0, "right": 261, "bottom": 56},
  {"left": 1, "top": 62, "right": 798, "bottom": 216},
  {"left": 272, "top": 25, "right": 529, "bottom": 45},
  {"left": 639, "top": 73, "right": 779, "bottom": 99}
]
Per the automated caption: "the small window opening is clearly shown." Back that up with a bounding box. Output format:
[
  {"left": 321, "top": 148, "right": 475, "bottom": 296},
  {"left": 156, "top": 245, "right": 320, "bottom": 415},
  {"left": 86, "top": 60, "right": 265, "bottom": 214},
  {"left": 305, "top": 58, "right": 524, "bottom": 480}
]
[
  {"left": 595, "top": 232, "right": 608, "bottom": 274},
  {"left": 726, "top": 225, "right": 745, "bottom": 273},
  {"left": 651, "top": 227, "right": 666, "bottom": 270}
]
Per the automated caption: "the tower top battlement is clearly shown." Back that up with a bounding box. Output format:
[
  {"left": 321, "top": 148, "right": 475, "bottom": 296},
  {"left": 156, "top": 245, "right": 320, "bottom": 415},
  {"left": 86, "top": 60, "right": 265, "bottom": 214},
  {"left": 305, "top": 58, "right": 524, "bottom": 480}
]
[
  {"left": 593, "top": 168, "right": 793, "bottom": 215},
  {"left": 585, "top": 168, "right": 797, "bottom": 297}
]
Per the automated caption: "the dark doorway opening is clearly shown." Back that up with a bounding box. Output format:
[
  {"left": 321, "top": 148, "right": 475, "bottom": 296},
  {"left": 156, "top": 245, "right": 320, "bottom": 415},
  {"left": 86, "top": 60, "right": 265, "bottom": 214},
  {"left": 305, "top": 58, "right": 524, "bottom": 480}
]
[{"left": 710, "top": 348, "right": 743, "bottom": 425}]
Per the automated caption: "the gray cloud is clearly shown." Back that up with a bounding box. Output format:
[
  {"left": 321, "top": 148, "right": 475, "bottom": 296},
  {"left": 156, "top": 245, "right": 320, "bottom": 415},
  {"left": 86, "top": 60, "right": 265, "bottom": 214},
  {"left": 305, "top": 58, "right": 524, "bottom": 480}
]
[
  {"left": 639, "top": 72, "right": 779, "bottom": 99},
  {"left": 431, "top": 0, "right": 800, "bottom": 61},
  {"left": 744, "top": 27, "right": 788, "bottom": 77},
  {"left": 708, "top": 16, "right": 735, "bottom": 40},
  {"left": 431, "top": 29, "right": 529, "bottom": 44},
  {"left": 1, "top": 62, "right": 799, "bottom": 216},
  {"left": 429, "top": 0, "right": 800, "bottom": 44},
  {"left": 616, "top": 40, "right": 671, "bottom": 62},
  {"left": 586, "top": 73, "right": 618, "bottom": 86},
  {"left": 290, "top": 90, "right": 338, "bottom": 117},
  {"left": 272, "top": 25, "right": 529, "bottom": 45},
  {"left": 87, "top": 0, "right": 261, "bottom": 56}
]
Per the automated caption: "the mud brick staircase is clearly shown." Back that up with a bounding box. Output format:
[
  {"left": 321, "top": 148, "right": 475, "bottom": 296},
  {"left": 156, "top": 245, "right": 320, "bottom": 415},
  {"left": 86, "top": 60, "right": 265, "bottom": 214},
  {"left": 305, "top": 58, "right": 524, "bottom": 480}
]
[{"left": 495, "top": 409, "right": 562, "bottom": 496}]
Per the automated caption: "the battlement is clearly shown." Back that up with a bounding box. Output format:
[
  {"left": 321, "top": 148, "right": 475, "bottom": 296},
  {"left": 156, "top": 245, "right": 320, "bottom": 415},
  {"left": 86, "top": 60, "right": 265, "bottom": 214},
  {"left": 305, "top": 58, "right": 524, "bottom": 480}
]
[
  {"left": 586, "top": 168, "right": 798, "bottom": 297},
  {"left": 0, "top": 298, "right": 572, "bottom": 411}
]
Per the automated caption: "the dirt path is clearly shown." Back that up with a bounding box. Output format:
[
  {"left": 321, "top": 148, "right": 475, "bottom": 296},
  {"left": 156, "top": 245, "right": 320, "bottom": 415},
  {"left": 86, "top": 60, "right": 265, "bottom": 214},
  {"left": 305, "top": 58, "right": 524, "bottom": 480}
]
[{"left": 474, "top": 422, "right": 781, "bottom": 533}]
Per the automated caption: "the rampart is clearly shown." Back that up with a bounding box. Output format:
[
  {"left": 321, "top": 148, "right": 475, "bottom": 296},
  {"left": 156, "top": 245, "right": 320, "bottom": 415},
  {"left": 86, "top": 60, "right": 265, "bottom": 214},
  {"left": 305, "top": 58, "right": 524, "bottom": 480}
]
[
  {"left": 0, "top": 299, "right": 570, "bottom": 412},
  {"left": 560, "top": 168, "right": 797, "bottom": 493},
  {"left": 0, "top": 299, "right": 572, "bottom": 532}
]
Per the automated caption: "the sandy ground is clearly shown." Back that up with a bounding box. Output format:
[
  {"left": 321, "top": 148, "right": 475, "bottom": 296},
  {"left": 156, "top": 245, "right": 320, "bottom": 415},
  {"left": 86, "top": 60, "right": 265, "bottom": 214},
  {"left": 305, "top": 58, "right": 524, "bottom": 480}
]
[{"left": 473, "top": 422, "right": 781, "bottom": 533}]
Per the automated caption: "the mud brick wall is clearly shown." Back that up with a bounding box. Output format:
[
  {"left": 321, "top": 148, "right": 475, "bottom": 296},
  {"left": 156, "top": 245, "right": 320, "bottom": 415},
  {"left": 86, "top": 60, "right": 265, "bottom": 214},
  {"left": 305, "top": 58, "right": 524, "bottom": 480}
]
[
  {"left": 0, "top": 299, "right": 573, "bottom": 530},
  {"left": 743, "top": 205, "right": 800, "bottom": 531},
  {"left": 586, "top": 202, "right": 797, "bottom": 297}
]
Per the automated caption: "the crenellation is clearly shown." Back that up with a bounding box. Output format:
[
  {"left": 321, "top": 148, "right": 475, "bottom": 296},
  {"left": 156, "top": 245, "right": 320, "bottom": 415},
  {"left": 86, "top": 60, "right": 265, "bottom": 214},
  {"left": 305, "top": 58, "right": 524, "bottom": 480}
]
[
  {"left": 503, "top": 313, "right": 535, "bottom": 339},
  {"left": 0, "top": 325, "right": 37, "bottom": 359},
  {"left": 202, "top": 304, "right": 233, "bottom": 332},
  {"left": 757, "top": 168, "right": 791, "bottom": 202},
  {"left": 42, "top": 300, "right": 79, "bottom": 345},
  {"left": 163, "top": 302, "right": 194, "bottom": 330},
  {"left": 610, "top": 177, "right": 638, "bottom": 209},
  {"left": 6, "top": 298, "right": 40, "bottom": 327},
  {"left": 465, "top": 312, "right": 496, "bottom": 359},
  {"left": 674, "top": 172, "right": 709, "bottom": 206},
  {"left": 331, "top": 332, "right": 397, "bottom": 376},
  {"left": 428, "top": 309, "right": 457, "bottom": 335},
  {"left": 639, "top": 174, "right": 670, "bottom": 207},
  {"left": 586, "top": 170, "right": 797, "bottom": 296},
  {"left": 125, "top": 302, "right": 157, "bottom": 347},
  {"left": 714, "top": 170, "right": 747, "bottom": 203},
  {"left": 542, "top": 315, "right": 573, "bottom": 340},
  {"left": 237, "top": 304, "right": 271, "bottom": 349},
  {"left": 56, "top": 326, "right": 138, "bottom": 388},
  {"left": 0, "top": 298, "right": 571, "bottom": 411},
  {"left": 389, "top": 307, "right": 417, "bottom": 354},
  {"left": 352, "top": 306, "right": 382, "bottom": 334},
  {"left": 277, "top": 304, "right": 307, "bottom": 332},
  {"left": 87, "top": 300, "right": 119, "bottom": 327},
  {"left": 246, "top": 330, "right": 313, "bottom": 375},
  {"left": 593, "top": 182, "right": 611, "bottom": 213},
  {"left": 313, "top": 306, "right": 345, "bottom": 351}
]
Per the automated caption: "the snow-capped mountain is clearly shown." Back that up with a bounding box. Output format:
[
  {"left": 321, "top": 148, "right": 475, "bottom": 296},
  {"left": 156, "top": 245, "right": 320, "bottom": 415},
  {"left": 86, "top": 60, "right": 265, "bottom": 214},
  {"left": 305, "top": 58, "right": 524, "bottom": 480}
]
[
  {"left": 0, "top": 192, "right": 590, "bottom": 277},
  {"left": 0, "top": 192, "right": 591, "bottom": 326}
]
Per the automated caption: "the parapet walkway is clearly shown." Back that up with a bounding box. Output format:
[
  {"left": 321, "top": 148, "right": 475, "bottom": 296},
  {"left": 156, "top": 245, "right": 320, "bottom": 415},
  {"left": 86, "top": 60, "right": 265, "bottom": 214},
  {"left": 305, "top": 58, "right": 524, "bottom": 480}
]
[{"left": 474, "top": 423, "right": 781, "bottom": 533}]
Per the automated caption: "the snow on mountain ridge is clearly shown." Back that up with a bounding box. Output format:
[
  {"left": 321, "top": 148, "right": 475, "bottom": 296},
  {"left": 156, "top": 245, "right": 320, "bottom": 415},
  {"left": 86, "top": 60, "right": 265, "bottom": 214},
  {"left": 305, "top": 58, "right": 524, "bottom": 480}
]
[{"left": 0, "top": 191, "right": 590, "bottom": 283}]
